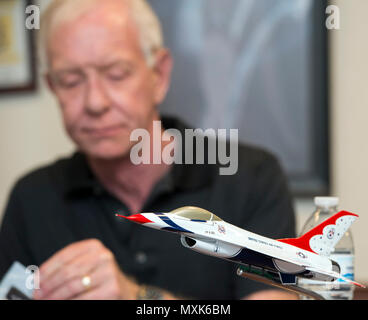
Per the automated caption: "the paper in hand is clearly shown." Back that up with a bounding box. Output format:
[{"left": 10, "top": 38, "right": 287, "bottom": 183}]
[{"left": 0, "top": 262, "right": 35, "bottom": 300}]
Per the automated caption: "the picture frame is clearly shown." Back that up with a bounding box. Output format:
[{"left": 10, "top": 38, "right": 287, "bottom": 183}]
[{"left": 0, "top": 0, "right": 37, "bottom": 94}]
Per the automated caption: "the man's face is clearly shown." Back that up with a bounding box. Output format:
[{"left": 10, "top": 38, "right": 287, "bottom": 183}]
[{"left": 47, "top": 3, "right": 171, "bottom": 160}]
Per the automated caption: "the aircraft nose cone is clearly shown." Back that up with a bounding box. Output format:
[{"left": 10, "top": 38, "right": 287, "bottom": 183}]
[{"left": 116, "top": 213, "right": 153, "bottom": 224}]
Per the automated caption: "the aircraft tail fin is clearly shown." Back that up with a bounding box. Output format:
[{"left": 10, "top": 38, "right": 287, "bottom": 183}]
[{"left": 278, "top": 211, "right": 358, "bottom": 256}]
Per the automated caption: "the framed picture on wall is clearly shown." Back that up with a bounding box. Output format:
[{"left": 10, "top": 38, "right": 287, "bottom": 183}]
[{"left": 0, "top": 0, "right": 37, "bottom": 94}]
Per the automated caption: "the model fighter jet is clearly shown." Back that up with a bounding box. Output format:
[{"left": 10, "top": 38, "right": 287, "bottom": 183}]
[{"left": 116, "top": 206, "right": 364, "bottom": 296}]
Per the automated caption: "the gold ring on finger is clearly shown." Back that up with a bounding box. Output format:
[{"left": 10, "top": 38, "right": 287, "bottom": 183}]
[{"left": 81, "top": 275, "right": 92, "bottom": 290}]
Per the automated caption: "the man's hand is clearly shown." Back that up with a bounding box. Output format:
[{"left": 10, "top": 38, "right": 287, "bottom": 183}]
[
  {"left": 245, "top": 289, "right": 299, "bottom": 300},
  {"left": 33, "top": 239, "right": 139, "bottom": 300}
]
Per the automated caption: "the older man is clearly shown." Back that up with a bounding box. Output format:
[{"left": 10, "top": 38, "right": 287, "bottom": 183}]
[{"left": 0, "top": 0, "right": 296, "bottom": 299}]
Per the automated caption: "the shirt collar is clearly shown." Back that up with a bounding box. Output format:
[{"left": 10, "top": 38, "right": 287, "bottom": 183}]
[{"left": 63, "top": 116, "right": 216, "bottom": 198}]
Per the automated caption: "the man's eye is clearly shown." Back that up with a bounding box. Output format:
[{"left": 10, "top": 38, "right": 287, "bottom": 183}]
[
  {"left": 54, "top": 74, "right": 84, "bottom": 89},
  {"left": 106, "top": 69, "right": 131, "bottom": 81},
  {"left": 59, "top": 78, "right": 83, "bottom": 88}
]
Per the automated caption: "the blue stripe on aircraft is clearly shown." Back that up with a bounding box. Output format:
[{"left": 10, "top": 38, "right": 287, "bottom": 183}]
[
  {"left": 229, "top": 248, "right": 301, "bottom": 285},
  {"left": 154, "top": 213, "right": 194, "bottom": 234}
]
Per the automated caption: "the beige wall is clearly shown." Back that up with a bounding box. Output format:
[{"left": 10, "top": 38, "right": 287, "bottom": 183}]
[
  {"left": 329, "top": 0, "right": 368, "bottom": 283},
  {"left": 0, "top": 0, "right": 74, "bottom": 213},
  {"left": 0, "top": 1, "right": 367, "bottom": 283},
  {"left": 0, "top": 81, "right": 75, "bottom": 208}
]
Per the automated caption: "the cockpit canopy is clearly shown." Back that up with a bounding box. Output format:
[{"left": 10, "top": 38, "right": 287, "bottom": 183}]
[{"left": 170, "top": 206, "right": 223, "bottom": 222}]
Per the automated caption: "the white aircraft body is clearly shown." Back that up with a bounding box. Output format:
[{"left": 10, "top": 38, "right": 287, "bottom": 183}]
[{"left": 116, "top": 206, "right": 364, "bottom": 289}]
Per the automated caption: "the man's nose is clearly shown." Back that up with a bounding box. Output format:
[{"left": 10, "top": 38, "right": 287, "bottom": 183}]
[{"left": 85, "top": 75, "right": 110, "bottom": 115}]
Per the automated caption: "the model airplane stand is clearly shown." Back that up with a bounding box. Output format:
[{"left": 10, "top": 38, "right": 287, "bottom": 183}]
[{"left": 236, "top": 264, "right": 325, "bottom": 300}]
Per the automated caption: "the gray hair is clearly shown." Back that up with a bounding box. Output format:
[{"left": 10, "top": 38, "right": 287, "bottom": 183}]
[{"left": 39, "top": 0, "right": 164, "bottom": 71}]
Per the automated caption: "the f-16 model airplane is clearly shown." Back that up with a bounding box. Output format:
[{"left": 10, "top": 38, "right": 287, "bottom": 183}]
[{"left": 116, "top": 206, "right": 365, "bottom": 298}]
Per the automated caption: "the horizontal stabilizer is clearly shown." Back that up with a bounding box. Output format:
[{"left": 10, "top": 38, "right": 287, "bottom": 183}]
[
  {"left": 339, "top": 275, "right": 366, "bottom": 288},
  {"left": 306, "top": 266, "right": 366, "bottom": 288}
]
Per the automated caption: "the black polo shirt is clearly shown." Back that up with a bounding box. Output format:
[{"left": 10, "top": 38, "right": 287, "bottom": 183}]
[{"left": 0, "top": 117, "right": 296, "bottom": 299}]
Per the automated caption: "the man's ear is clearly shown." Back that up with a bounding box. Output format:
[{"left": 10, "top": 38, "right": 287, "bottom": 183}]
[
  {"left": 45, "top": 73, "right": 56, "bottom": 93},
  {"left": 152, "top": 48, "right": 173, "bottom": 105}
]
